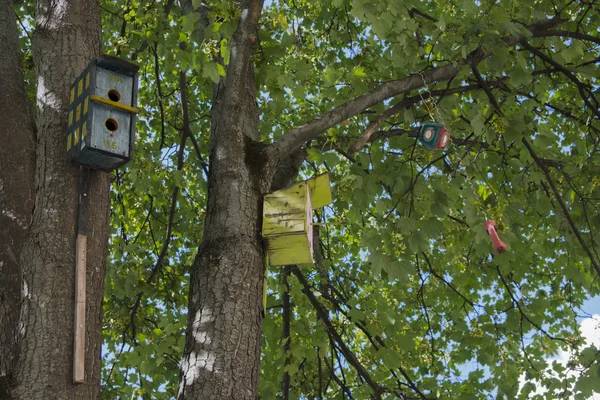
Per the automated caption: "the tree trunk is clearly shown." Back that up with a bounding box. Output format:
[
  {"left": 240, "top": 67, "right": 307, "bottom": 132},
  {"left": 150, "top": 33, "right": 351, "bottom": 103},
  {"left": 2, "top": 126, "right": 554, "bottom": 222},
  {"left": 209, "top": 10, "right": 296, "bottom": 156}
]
[
  {"left": 177, "top": 53, "right": 273, "bottom": 400},
  {"left": 1, "top": 0, "right": 109, "bottom": 398},
  {"left": 177, "top": 1, "right": 276, "bottom": 398},
  {"left": 0, "top": 0, "right": 36, "bottom": 397}
]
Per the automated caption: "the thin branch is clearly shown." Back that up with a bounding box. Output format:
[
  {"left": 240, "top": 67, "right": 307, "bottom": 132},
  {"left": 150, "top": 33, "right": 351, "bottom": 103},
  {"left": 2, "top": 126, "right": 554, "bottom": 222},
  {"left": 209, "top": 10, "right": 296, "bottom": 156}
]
[
  {"left": 470, "top": 63, "right": 503, "bottom": 115},
  {"left": 272, "top": 18, "right": 563, "bottom": 159},
  {"left": 152, "top": 43, "right": 167, "bottom": 149},
  {"left": 521, "top": 138, "right": 600, "bottom": 276},
  {"left": 291, "top": 267, "right": 387, "bottom": 398},
  {"left": 422, "top": 252, "right": 476, "bottom": 309},
  {"left": 127, "top": 71, "right": 190, "bottom": 337},
  {"left": 349, "top": 81, "right": 502, "bottom": 155},
  {"left": 407, "top": 7, "right": 438, "bottom": 22},
  {"left": 15, "top": 13, "right": 32, "bottom": 41},
  {"left": 521, "top": 41, "right": 600, "bottom": 119},
  {"left": 532, "top": 30, "right": 600, "bottom": 45},
  {"left": 496, "top": 265, "right": 571, "bottom": 344},
  {"left": 323, "top": 284, "right": 427, "bottom": 399},
  {"left": 322, "top": 355, "right": 353, "bottom": 398},
  {"left": 187, "top": 130, "right": 209, "bottom": 175}
]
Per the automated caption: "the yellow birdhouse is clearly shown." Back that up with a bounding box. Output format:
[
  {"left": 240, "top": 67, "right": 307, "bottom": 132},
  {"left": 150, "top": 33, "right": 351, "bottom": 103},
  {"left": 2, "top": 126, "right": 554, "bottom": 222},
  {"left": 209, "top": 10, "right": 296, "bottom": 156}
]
[{"left": 262, "top": 173, "right": 333, "bottom": 266}]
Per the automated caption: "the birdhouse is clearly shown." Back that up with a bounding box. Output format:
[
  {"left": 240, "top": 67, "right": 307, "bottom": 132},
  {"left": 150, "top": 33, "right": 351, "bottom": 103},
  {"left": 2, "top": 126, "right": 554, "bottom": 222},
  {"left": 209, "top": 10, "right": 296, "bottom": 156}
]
[
  {"left": 66, "top": 55, "right": 139, "bottom": 171},
  {"left": 418, "top": 122, "right": 450, "bottom": 150},
  {"left": 484, "top": 220, "right": 507, "bottom": 254},
  {"left": 262, "top": 173, "right": 333, "bottom": 266}
]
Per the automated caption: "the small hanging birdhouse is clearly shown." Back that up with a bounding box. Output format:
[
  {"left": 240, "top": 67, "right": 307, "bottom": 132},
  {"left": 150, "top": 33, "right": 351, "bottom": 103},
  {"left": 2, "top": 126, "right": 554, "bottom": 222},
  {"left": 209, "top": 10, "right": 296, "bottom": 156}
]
[
  {"left": 66, "top": 55, "right": 139, "bottom": 171},
  {"left": 484, "top": 220, "right": 507, "bottom": 254},
  {"left": 262, "top": 173, "right": 333, "bottom": 266},
  {"left": 418, "top": 123, "right": 450, "bottom": 150}
]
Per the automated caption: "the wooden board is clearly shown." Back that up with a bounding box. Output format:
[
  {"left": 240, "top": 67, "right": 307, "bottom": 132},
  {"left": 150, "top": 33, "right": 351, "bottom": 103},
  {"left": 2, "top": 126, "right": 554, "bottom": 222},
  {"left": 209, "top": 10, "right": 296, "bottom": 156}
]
[
  {"left": 263, "top": 182, "right": 314, "bottom": 266},
  {"left": 263, "top": 182, "right": 309, "bottom": 237},
  {"left": 306, "top": 173, "right": 332, "bottom": 209},
  {"left": 73, "top": 234, "right": 86, "bottom": 383},
  {"left": 267, "top": 187, "right": 313, "bottom": 266}
]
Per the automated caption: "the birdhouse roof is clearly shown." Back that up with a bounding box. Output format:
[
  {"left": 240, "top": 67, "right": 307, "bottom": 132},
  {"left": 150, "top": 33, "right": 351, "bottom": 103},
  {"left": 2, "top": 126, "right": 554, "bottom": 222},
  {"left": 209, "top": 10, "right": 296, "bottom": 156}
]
[
  {"left": 96, "top": 55, "right": 139, "bottom": 77},
  {"left": 305, "top": 173, "right": 332, "bottom": 209}
]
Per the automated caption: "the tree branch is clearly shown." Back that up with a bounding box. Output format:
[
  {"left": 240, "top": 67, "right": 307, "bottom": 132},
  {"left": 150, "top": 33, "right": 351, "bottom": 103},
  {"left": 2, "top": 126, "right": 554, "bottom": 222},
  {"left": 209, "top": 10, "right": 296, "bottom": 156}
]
[
  {"left": 292, "top": 267, "right": 388, "bottom": 398},
  {"left": 521, "top": 138, "right": 600, "bottom": 277},
  {"left": 273, "top": 63, "right": 462, "bottom": 159},
  {"left": 532, "top": 30, "right": 600, "bottom": 45},
  {"left": 127, "top": 71, "right": 191, "bottom": 338},
  {"left": 220, "top": 0, "right": 263, "bottom": 116},
  {"left": 272, "top": 18, "right": 564, "bottom": 159},
  {"left": 521, "top": 41, "right": 600, "bottom": 119},
  {"left": 470, "top": 63, "right": 503, "bottom": 115},
  {"left": 349, "top": 81, "right": 505, "bottom": 155}
]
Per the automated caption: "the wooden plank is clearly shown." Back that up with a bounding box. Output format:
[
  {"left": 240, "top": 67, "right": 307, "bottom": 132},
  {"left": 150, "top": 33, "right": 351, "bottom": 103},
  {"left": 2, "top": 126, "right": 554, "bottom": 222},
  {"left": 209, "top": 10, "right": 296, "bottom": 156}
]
[
  {"left": 305, "top": 183, "right": 313, "bottom": 262},
  {"left": 262, "top": 182, "right": 308, "bottom": 236},
  {"left": 73, "top": 234, "right": 86, "bottom": 384},
  {"left": 306, "top": 173, "right": 332, "bottom": 209},
  {"left": 267, "top": 233, "right": 314, "bottom": 266}
]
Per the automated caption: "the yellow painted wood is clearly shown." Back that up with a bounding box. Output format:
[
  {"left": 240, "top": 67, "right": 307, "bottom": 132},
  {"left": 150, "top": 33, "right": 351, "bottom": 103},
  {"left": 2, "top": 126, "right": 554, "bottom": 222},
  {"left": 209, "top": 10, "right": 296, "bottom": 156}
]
[
  {"left": 266, "top": 233, "right": 314, "bottom": 265},
  {"left": 306, "top": 173, "right": 332, "bottom": 209},
  {"left": 263, "top": 182, "right": 309, "bottom": 237},
  {"left": 90, "top": 95, "right": 139, "bottom": 113},
  {"left": 262, "top": 181, "right": 313, "bottom": 266}
]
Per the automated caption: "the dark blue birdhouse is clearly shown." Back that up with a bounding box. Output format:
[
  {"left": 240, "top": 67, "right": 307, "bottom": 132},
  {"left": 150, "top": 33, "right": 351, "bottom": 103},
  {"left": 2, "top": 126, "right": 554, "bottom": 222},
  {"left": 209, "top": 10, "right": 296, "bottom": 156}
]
[
  {"left": 66, "top": 55, "right": 139, "bottom": 171},
  {"left": 418, "top": 123, "right": 450, "bottom": 150}
]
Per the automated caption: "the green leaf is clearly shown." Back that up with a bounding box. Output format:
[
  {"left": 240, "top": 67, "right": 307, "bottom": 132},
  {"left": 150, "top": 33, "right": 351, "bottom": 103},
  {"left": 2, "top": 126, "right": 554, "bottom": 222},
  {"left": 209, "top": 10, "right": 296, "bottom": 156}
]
[
  {"left": 471, "top": 111, "right": 485, "bottom": 135},
  {"left": 203, "top": 61, "right": 221, "bottom": 83}
]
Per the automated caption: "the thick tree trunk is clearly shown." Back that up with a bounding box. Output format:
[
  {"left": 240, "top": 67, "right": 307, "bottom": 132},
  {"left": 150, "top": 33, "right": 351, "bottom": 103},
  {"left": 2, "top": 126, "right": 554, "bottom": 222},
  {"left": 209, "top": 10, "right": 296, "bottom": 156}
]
[
  {"left": 4, "top": 0, "right": 109, "bottom": 398},
  {"left": 177, "top": 59, "right": 273, "bottom": 400},
  {"left": 0, "top": 1, "right": 36, "bottom": 397},
  {"left": 177, "top": 1, "right": 275, "bottom": 398}
]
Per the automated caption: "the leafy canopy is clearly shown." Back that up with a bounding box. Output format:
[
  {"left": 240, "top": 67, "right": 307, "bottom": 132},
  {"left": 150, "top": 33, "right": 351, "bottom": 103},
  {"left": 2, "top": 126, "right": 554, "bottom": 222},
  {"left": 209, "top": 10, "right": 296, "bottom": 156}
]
[{"left": 16, "top": 0, "right": 600, "bottom": 397}]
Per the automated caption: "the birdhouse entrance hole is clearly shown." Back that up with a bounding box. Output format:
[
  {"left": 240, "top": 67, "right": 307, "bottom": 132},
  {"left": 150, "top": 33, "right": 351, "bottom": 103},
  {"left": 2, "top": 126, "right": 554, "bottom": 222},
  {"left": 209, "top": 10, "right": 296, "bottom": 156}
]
[
  {"left": 105, "top": 118, "right": 118, "bottom": 132},
  {"left": 108, "top": 89, "right": 121, "bottom": 102}
]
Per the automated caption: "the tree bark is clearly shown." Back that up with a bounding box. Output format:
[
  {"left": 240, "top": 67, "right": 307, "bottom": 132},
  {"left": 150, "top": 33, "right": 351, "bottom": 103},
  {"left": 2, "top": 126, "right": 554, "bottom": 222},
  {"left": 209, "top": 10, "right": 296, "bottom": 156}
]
[
  {"left": 6, "top": 0, "right": 108, "bottom": 398},
  {"left": 0, "top": 0, "right": 36, "bottom": 397},
  {"left": 177, "top": 1, "right": 272, "bottom": 398}
]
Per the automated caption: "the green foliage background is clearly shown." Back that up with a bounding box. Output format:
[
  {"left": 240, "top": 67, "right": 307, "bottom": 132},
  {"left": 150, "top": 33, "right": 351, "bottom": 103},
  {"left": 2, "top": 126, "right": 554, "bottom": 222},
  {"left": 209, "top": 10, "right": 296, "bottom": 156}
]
[{"left": 14, "top": 0, "right": 600, "bottom": 398}]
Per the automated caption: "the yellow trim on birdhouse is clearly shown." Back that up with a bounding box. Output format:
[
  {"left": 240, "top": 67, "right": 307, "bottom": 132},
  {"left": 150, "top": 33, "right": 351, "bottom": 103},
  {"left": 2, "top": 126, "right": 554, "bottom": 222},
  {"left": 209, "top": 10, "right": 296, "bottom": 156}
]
[
  {"left": 74, "top": 128, "right": 79, "bottom": 145},
  {"left": 70, "top": 88, "right": 75, "bottom": 104},
  {"left": 78, "top": 79, "right": 83, "bottom": 96},
  {"left": 83, "top": 97, "right": 89, "bottom": 115},
  {"left": 67, "top": 134, "right": 72, "bottom": 151},
  {"left": 68, "top": 111, "right": 73, "bottom": 126},
  {"left": 76, "top": 104, "right": 81, "bottom": 122},
  {"left": 85, "top": 71, "right": 90, "bottom": 88},
  {"left": 82, "top": 121, "right": 87, "bottom": 139},
  {"left": 90, "top": 95, "right": 139, "bottom": 113}
]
